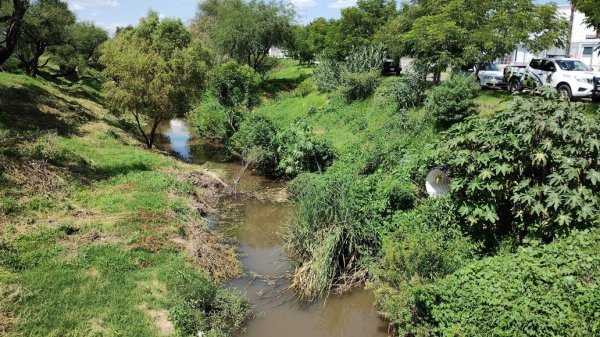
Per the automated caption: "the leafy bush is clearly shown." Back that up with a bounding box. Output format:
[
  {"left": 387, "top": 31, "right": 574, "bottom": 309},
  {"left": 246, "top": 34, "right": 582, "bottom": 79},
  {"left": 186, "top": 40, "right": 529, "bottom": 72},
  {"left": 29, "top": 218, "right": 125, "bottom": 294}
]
[
  {"left": 415, "top": 229, "right": 600, "bottom": 337},
  {"left": 341, "top": 71, "right": 380, "bottom": 102},
  {"left": 425, "top": 73, "right": 480, "bottom": 127},
  {"left": 229, "top": 115, "right": 278, "bottom": 174},
  {"left": 275, "top": 123, "right": 335, "bottom": 176},
  {"left": 313, "top": 57, "right": 342, "bottom": 93},
  {"left": 345, "top": 44, "right": 386, "bottom": 73},
  {"left": 230, "top": 119, "right": 335, "bottom": 177},
  {"left": 370, "top": 200, "right": 476, "bottom": 336},
  {"left": 210, "top": 61, "right": 261, "bottom": 111},
  {"left": 190, "top": 95, "right": 233, "bottom": 142},
  {"left": 440, "top": 96, "right": 600, "bottom": 245},
  {"left": 385, "top": 71, "right": 428, "bottom": 111},
  {"left": 295, "top": 78, "right": 317, "bottom": 97}
]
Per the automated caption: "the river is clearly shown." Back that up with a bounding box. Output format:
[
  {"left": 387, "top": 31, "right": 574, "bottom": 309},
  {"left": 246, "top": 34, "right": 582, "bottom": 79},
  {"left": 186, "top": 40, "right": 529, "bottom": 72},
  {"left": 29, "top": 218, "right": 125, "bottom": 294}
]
[{"left": 157, "top": 119, "right": 389, "bottom": 337}]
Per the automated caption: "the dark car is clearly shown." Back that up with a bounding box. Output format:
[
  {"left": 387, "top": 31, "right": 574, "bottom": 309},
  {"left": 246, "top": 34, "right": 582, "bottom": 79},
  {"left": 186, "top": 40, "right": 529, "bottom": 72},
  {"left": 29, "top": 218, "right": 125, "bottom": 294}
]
[{"left": 382, "top": 59, "right": 401, "bottom": 76}]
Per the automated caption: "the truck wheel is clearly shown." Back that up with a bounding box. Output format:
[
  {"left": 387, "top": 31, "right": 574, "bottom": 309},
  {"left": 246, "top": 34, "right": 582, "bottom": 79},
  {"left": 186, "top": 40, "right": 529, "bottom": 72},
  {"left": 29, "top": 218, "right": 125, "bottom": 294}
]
[
  {"left": 557, "top": 84, "right": 572, "bottom": 100},
  {"left": 509, "top": 78, "right": 521, "bottom": 93}
]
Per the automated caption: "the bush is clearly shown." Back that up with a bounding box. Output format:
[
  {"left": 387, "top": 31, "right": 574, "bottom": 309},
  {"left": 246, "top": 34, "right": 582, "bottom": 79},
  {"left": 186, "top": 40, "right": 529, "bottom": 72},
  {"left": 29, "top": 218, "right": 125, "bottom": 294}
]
[
  {"left": 415, "top": 229, "right": 600, "bottom": 337},
  {"left": 229, "top": 115, "right": 278, "bottom": 174},
  {"left": 341, "top": 71, "right": 380, "bottom": 102},
  {"left": 230, "top": 119, "right": 334, "bottom": 177},
  {"left": 190, "top": 95, "right": 233, "bottom": 142},
  {"left": 295, "top": 78, "right": 317, "bottom": 97},
  {"left": 275, "top": 122, "right": 335, "bottom": 176},
  {"left": 386, "top": 71, "right": 428, "bottom": 111},
  {"left": 370, "top": 200, "right": 476, "bottom": 335},
  {"left": 439, "top": 95, "right": 600, "bottom": 245},
  {"left": 425, "top": 73, "right": 480, "bottom": 127},
  {"left": 313, "top": 57, "right": 342, "bottom": 93}
]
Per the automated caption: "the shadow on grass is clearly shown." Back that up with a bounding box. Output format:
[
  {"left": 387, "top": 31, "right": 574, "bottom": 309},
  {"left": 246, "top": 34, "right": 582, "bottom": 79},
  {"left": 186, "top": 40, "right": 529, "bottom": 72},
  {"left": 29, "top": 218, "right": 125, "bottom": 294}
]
[
  {"left": 0, "top": 84, "right": 96, "bottom": 136},
  {"left": 261, "top": 73, "right": 311, "bottom": 98}
]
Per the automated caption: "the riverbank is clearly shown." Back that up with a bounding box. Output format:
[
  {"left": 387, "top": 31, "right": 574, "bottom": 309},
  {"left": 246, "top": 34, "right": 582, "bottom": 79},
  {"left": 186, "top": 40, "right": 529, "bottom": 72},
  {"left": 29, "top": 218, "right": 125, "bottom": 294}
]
[
  {"left": 0, "top": 72, "right": 250, "bottom": 336},
  {"left": 156, "top": 119, "right": 389, "bottom": 337}
]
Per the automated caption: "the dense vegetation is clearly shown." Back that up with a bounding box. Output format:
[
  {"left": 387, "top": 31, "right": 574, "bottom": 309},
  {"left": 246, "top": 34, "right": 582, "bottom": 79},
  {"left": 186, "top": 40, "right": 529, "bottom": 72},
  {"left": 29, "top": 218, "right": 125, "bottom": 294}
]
[{"left": 2, "top": 0, "right": 600, "bottom": 336}]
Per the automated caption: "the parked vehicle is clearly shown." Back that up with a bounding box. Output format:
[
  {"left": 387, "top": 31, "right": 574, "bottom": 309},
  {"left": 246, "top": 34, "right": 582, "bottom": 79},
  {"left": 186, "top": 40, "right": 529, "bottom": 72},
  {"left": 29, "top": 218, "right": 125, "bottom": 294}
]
[
  {"left": 504, "top": 57, "right": 600, "bottom": 101},
  {"left": 475, "top": 63, "right": 506, "bottom": 88},
  {"left": 382, "top": 58, "right": 401, "bottom": 76}
]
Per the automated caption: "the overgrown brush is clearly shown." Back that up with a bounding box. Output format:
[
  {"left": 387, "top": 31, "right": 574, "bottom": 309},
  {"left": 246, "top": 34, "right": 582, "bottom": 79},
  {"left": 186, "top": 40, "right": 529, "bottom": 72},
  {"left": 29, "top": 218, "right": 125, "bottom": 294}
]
[
  {"left": 341, "top": 71, "right": 380, "bottom": 103},
  {"left": 425, "top": 73, "right": 480, "bottom": 127}
]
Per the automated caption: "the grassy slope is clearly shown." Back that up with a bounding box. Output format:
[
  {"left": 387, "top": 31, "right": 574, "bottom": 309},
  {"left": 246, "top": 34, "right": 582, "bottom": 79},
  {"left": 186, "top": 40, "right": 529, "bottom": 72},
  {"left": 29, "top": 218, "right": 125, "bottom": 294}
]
[
  {"left": 0, "top": 72, "right": 243, "bottom": 336},
  {"left": 256, "top": 61, "right": 516, "bottom": 154}
]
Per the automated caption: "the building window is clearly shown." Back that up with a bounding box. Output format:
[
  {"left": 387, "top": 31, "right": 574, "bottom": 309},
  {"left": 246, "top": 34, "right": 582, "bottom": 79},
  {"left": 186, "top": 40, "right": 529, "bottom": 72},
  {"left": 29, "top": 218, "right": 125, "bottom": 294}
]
[{"left": 582, "top": 47, "right": 594, "bottom": 56}]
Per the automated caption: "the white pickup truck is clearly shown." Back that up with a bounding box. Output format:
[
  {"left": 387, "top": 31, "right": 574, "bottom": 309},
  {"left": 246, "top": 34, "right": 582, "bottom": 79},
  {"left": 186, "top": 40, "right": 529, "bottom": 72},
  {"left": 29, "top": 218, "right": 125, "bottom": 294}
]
[{"left": 504, "top": 57, "right": 600, "bottom": 101}]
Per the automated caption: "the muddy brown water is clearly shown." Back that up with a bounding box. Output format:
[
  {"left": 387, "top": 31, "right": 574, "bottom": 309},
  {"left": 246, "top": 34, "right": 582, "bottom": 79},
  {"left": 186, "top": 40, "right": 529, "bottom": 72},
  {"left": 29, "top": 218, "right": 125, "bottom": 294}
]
[{"left": 157, "top": 119, "right": 389, "bottom": 337}]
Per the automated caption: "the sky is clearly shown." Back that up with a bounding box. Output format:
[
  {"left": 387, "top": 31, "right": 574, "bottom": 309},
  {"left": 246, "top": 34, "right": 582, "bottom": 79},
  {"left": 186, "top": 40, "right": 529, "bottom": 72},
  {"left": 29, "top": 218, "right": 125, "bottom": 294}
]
[{"left": 64, "top": 0, "right": 570, "bottom": 35}]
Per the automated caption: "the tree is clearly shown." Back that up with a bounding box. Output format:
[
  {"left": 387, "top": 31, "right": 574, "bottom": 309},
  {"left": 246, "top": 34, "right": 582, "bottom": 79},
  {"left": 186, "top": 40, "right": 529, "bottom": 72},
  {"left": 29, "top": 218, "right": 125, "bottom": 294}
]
[
  {"left": 15, "top": 0, "right": 75, "bottom": 76},
  {"left": 571, "top": 0, "right": 600, "bottom": 31},
  {"left": 50, "top": 22, "right": 108, "bottom": 78},
  {"left": 337, "top": 0, "right": 396, "bottom": 51},
  {"left": 0, "top": 0, "right": 27, "bottom": 66},
  {"left": 193, "top": 0, "right": 294, "bottom": 73},
  {"left": 100, "top": 12, "right": 211, "bottom": 149},
  {"left": 210, "top": 61, "right": 261, "bottom": 131},
  {"left": 378, "top": 0, "right": 567, "bottom": 82},
  {"left": 288, "top": 18, "right": 337, "bottom": 64}
]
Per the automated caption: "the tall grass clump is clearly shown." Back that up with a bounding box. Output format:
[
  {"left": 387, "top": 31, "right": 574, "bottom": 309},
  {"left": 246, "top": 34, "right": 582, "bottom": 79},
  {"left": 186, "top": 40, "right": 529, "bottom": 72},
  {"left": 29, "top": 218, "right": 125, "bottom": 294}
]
[{"left": 286, "top": 171, "right": 383, "bottom": 301}]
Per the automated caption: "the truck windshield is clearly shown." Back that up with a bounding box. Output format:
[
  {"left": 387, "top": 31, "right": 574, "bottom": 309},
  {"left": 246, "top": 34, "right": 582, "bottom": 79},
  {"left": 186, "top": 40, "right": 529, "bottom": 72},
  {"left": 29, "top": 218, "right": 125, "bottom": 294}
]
[
  {"left": 483, "top": 64, "right": 500, "bottom": 71},
  {"left": 555, "top": 60, "right": 592, "bottom": 71}
]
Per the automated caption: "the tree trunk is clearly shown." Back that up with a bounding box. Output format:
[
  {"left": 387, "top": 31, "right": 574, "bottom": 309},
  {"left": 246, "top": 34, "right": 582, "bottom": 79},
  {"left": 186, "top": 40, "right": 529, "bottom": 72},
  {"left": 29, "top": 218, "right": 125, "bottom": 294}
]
[
  {"left": 21, "top": 43, "right": 46, "bottom": 77},
  {"left": 565, "top": 5, "right": 575, "bottom": 57},
  {"left": 132, "top": 111, "right": 151, "bottom": 148},
  {"left": 0, "top": 0, "right": 27, "bottom": 67},
  {"left": 147, "top": 118, "right": 161, "bottom": 149}
]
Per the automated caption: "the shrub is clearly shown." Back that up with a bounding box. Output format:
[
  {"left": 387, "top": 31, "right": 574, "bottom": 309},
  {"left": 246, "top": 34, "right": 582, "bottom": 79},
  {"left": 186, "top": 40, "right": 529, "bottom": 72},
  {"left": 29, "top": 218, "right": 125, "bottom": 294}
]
[
  {"left": 386, "top": 71, "right": 428, "bottom": 111},
  {"left": 190, "top": 95, "right": 232, "bottom": 142},
  {"left": 415, "top": 229, "right": 600, "bottom": 337},
  {"left": 341, "top": 71, "right": 380, "bottom": 102},
  {"left": 229, "top": 115, "right": 278, "bottom": 174},
  {"left": 210, "top": 61, "right": 261, "bottom": 111},
  {"left": 370, "top": 200, "right": 476, "bottom": 336},
  {"left": 440, "top": 96, "right": 600, "bottom": 245},
  {"left": 342, "top": 71, "right": 379, "bottom": 102},
  {"left": 275, "top": 122, "right": 335, "bottom": 176},
  {"left": 313, "top": 57, "right": 342, "bottom": 93},
  {"left": 425, "top": 73, "right": 480, "bottom": 127},
  {"left": 295, "top": 78, "right": 317, "bottom": 97}
]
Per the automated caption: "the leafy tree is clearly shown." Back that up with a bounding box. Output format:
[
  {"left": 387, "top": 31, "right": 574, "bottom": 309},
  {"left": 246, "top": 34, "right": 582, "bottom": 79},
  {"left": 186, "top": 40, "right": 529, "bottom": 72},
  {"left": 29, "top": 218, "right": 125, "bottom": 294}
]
[
  {"left": 287, "top": 18, "right": 333, "bottom": 64},
  {"left": 50, "top": 22, "right": 108, "bottom": 78},
  {"left": 210, "top": 61, "right": 261, "bottom": 131},
  {"left": 0, "top": 0, "right": 27, "bottom": 66},
  {"left": 337, "top": 0, "right": 396, "bottom": 51},
  {"left": 378, "top": 0, "right": 567, "bottom": 81},
  {"left": 100, "top": 12, "right": 211, "bottom": 149},
  {"left": 193, "top": 0, "right": 294, "bottom": 73},
  {"left": 439, "top": 95, "right": 600, "bottom": 246},
  {"left": 571, "top": 0, "right": 600, "bottom": 31},
  {"left": 15, "top": 0, "right": 75, "bottom": 76}
]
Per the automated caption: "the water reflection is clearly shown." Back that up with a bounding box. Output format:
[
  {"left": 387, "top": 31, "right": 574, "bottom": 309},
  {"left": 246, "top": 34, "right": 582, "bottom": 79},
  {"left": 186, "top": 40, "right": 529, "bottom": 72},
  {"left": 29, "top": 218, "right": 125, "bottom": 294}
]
[{"left": 157, "top": 119, "right": 390, "bottom": 337}]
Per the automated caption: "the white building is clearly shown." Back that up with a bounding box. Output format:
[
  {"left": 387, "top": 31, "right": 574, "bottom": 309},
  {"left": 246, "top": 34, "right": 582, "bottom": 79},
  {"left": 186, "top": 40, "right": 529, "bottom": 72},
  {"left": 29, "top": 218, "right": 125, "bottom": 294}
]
[{"left": 501, "top": 5, "right": 599, "bottom": 69}]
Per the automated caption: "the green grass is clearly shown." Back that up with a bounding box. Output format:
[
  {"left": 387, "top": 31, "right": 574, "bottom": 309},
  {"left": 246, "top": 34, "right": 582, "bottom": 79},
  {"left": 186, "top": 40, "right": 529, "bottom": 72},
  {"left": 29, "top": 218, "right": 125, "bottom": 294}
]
[{"left": 0, "top": 72, "right": 248, "bottom": 336}]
